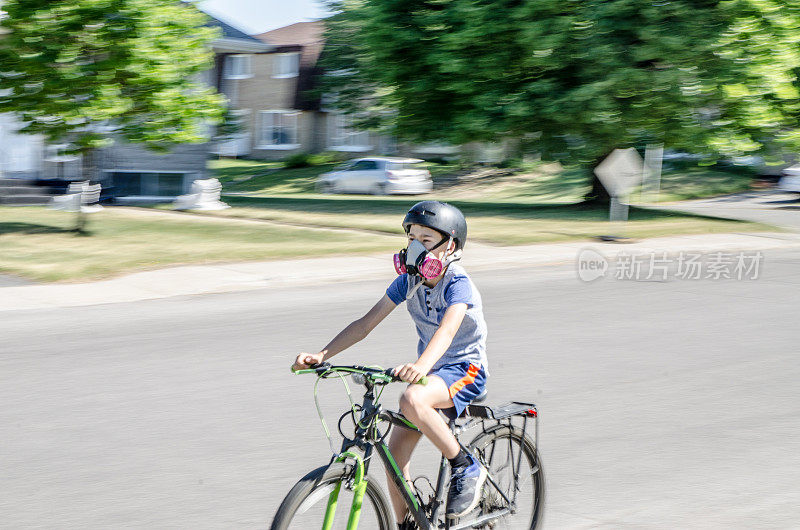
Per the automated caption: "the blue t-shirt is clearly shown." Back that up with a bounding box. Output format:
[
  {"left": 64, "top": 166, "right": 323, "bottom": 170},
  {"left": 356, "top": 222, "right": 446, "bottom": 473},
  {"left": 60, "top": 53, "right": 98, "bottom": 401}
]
[{"left": 386, "top": 263, "right": 488, "bottom": 373}]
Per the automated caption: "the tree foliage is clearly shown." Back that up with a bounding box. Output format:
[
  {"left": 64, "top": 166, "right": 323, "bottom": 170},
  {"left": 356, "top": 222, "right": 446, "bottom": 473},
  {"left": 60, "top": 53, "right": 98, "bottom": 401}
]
[
  {"left": 0, "top": 0, "right": 224, "bottom": 169},
  {"left": 320, "top": 0, "right": 800, "bottom": 166},
  {"left": 316, "top": 7, "right": 392, "bottom": 132}
]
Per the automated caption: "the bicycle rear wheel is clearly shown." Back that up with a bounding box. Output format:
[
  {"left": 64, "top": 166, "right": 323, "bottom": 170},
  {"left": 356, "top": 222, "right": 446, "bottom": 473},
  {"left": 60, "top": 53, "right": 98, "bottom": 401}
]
[
  {"left": 468, "top": 424, "right": 545, "bottom": 529},
  {"left": 270, "top": 462, "right": 394, "bottom": 530}
]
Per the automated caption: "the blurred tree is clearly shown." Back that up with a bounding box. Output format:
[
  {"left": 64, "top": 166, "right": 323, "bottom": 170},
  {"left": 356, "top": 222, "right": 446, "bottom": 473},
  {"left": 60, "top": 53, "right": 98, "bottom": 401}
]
[
  {"left": 321, "top": 0, "right": 800, "bottom": 202},
  {"left": 212, "top": 109, "right": 246, "bottom": 159},
  {"left": 0, "top": 0, "right": 224, "bottom": 182},
  {"left": 316, "top": 9, "right": 393, "bottom": 134}
]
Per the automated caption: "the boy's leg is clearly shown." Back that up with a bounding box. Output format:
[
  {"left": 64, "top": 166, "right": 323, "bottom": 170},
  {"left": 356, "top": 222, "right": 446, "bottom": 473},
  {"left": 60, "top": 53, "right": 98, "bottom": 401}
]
[
  {"left": 387, "top": 378, "right": 454, "bottom": 525},
  {"left": 385, "top": 425, "right": 422, "bottom": 523},
  {"left": 398, "top": 375, "right": 460, "bottom": 458},
  {"left": 400, "top": 372, "right": 488, "bottom": 519}
]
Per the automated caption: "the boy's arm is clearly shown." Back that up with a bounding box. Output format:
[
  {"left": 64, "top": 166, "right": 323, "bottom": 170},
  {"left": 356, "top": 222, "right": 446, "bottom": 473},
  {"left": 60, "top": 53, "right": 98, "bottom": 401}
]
[
  {"left": 292, "top": 294, "right": 397, "bottom": 370},
  {"left": 394, "top": 303, "right": 467, "bottom": 383}
]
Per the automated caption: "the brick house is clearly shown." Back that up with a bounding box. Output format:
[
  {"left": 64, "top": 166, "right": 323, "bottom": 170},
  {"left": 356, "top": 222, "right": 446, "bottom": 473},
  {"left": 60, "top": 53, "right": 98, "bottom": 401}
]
[
  {"left": 228, "top": 21, "right": 470, "bottom": 162},
  {"left": 221, "top": 22, "right": 390, "bottom": 160}
]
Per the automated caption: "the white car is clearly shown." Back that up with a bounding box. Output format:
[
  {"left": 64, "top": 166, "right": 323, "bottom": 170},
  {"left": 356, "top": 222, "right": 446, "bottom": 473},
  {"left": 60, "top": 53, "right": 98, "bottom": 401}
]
[
  {"left": 778, "top": 164, "right": 800, "bottom": 195},
  {"left": 317, "top": 157, "right": 433, "bottom": 195}
]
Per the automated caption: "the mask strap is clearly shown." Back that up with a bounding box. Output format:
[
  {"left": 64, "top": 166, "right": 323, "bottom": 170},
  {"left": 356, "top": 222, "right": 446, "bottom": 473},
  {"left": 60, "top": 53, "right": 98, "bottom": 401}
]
[
  {"left": 430, "top": 236, "right": 448, "bottom": 252},
  {"left": 406, "top": 277, "right": 424, "bottom": 300},
  {"left": 447, "top": 247, "right": 463, "bottom": 264},
  {"left": 440, "top": 236, "right": 461, "bottom": 266}
]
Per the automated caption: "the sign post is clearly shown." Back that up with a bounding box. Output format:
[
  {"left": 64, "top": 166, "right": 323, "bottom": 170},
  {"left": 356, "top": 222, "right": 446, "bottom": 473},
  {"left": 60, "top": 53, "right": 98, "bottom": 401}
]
[
  {"left": 641, "top": 144, "right": 664, "bottom": 203},
  {"left": 593, "top": 148, "right": 644, "bottom": 241}
]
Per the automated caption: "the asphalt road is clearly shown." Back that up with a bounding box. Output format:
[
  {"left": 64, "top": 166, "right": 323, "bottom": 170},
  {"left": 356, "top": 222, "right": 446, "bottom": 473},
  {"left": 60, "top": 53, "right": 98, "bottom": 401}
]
[{"left": 2, "top": 249, "right": 799, "bottom": 529}]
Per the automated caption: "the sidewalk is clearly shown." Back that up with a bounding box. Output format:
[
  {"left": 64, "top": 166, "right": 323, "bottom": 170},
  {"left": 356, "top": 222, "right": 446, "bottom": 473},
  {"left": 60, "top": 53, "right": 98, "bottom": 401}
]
[
  {"left": 639, "top": 190, "right": 800, "bottom": 231},
  {"left": 2, "top": 231, "right": 799, "bottom": 312}
]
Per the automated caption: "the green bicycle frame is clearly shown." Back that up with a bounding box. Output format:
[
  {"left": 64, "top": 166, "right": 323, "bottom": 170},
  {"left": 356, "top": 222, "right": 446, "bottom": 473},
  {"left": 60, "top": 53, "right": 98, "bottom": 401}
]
[
  {"left": 293, "top": 364, "right": 438, "bottom": 530},
  {"left": 374, "top": 436, "right": 432, "bottom": 529}
]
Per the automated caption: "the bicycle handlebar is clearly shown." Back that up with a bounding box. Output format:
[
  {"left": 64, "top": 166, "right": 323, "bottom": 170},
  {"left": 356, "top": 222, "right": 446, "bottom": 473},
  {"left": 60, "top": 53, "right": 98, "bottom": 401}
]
[{"left": 292, "top": 362, "right": 428, "bottom": 385}]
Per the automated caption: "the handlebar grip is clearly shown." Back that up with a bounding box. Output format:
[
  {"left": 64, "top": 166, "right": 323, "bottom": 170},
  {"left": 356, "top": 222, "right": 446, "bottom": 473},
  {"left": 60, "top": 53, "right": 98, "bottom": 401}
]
[
  {"left": 292, "top": 361, "right": 330, "bottom": 374},
  {"left": 384, "top": 368, "right": 428, "bottom": 385}
]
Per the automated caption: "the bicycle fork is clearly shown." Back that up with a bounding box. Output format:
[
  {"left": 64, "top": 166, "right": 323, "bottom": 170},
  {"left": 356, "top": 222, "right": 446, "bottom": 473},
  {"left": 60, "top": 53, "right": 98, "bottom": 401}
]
[{"left": 323, "top": 451, "right": 369, "bottom": 530}]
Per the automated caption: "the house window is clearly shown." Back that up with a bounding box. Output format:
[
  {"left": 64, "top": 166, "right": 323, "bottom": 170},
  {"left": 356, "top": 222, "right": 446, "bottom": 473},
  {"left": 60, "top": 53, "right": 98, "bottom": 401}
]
[
  {"left": 273, "top": 53, "right": 300, "bottom": 78},
  {"left": 328, "top": 113, "right": 371, "bottom": 151},
  {"left": 258, "top": 111, "right": 299, "bottom": 148},
  {"left": 104, "top": 171, "right": 191, "bottom": 197},
  {"left": 224, "top": 54, "right": 252, "bottom": 79}
]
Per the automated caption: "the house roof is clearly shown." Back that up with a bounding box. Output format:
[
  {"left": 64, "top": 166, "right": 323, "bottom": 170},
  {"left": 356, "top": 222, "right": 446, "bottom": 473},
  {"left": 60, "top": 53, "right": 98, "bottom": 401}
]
[
  {"left": 202, "top": 10, "right": 272, "bottom": 53},
  {"left": 208, "top": 16, "right": 258, "bottom": 42},
  {"left": 253, "top": 22, "right": 325, "bottom": 66},
  {"left": 253, "top": 21, "right": 327, "bottom": 112}
]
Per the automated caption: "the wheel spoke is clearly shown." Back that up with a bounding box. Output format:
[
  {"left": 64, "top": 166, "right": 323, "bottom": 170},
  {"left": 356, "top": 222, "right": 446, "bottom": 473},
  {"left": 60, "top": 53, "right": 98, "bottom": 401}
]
[
  {"left": 272, "top": 465, "right": 393, "bottom": 530},
  {"left": 468, "top": 427, "right": 544, "bottom": 530}
]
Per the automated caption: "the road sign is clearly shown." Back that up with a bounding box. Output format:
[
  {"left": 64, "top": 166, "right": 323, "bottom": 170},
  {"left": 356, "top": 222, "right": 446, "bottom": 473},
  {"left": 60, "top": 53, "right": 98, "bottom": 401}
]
[
  {"left": 593, "top": 147, "right": 644, "bottom": 198},
  {"left": 594, "top": 148, "right": 645, "bottom": 239}
]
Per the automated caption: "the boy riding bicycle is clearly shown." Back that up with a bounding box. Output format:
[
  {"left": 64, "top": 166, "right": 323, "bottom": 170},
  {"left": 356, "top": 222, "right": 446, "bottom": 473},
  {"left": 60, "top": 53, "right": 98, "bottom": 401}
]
[{"left": 292, "top": 200, "right": 488, "bottom": 528}]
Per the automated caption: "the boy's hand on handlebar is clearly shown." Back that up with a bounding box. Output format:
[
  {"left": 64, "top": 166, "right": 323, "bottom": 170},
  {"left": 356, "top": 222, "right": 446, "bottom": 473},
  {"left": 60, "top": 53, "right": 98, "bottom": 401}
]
[
  {"left": 393, "top": 363, "right": 427, "bottom": 384},
  {"left": 292, "top": 351, "right": 325, "bottom": 372}
]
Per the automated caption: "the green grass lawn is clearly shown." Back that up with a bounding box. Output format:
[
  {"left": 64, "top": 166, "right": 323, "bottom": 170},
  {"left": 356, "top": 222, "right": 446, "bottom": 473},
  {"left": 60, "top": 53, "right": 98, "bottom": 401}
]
[
  {"left": 0, "top": 207, "right": 397, "bottom": 282},
  {"left": 171, "top": 195, "right": 773, "bottom": 245}
]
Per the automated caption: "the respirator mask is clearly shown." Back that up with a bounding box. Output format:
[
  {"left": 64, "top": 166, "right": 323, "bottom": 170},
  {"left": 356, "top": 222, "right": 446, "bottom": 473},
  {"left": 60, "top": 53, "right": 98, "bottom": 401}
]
[{"left": 393, "top": 238, "right": 453, "bottom": 279}]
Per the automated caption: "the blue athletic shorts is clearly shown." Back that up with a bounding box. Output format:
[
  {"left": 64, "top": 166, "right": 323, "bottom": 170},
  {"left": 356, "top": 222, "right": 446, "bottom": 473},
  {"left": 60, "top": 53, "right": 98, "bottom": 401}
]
[{"left": 431, "top": 362, "right": 487, "bottom": 420}]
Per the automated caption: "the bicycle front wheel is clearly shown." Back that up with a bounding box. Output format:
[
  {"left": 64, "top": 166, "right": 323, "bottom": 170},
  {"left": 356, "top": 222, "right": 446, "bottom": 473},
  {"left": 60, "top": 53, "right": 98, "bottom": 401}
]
[
  {"left": 270, "top": 462, "right": 394, "bottom": 530},
  {"left": 469, "top": 424, "right": 545, "bottom": 529}
]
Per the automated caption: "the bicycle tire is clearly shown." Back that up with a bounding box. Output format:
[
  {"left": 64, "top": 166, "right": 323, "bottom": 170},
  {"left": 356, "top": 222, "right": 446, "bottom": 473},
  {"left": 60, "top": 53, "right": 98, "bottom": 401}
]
[
  {"left": 270, "top": 462, "right": 395, "bottom": 530},
  {"left": 468, "top": 424, "right": 545, "bottom": 530}
]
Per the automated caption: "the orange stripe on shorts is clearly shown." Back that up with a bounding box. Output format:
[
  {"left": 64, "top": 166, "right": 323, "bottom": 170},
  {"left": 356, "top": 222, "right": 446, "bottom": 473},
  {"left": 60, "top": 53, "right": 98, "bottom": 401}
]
[{"left": 448, "top": 364, "right": 480, "bottom": 399}]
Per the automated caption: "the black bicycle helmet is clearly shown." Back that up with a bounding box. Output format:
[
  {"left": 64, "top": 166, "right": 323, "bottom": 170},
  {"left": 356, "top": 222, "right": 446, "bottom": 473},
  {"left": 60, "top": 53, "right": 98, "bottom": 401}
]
[{"left": 402, "top": 201, "right": 467, "bottom": 251}]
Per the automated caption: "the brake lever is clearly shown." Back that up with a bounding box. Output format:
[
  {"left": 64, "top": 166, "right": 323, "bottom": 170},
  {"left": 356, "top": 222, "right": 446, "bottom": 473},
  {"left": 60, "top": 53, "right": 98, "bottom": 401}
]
[{"left": 310, "top": 362, "right": 332, "bottom": 374}]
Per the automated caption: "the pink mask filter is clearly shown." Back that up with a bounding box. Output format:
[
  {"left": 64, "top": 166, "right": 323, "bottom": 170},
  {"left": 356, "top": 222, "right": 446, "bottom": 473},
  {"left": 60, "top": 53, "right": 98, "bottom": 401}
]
[
  {"left": 393, "top": 252, "right": 407, "bottom": 275},
  {"left": 418, "top": 257, "right": 443, "bottom": 278}
]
